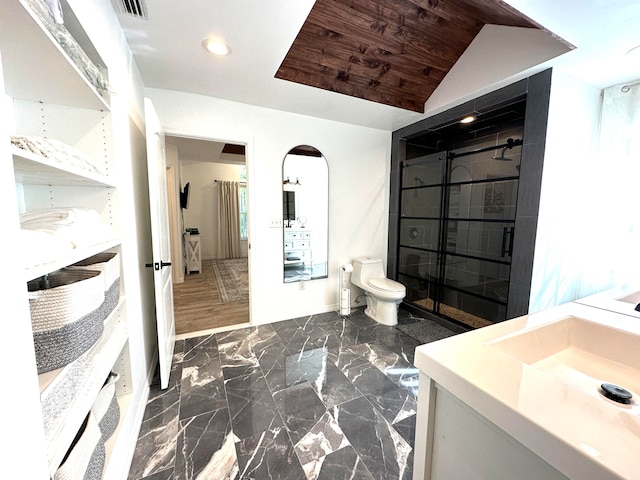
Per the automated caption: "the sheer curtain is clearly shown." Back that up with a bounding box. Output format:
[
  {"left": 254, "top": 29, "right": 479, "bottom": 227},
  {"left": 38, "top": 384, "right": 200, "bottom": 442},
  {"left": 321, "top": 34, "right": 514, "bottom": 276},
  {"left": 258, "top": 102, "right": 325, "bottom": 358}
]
[
  {"left": 592, "top": 81, "right": 640, "bottom": 286},
  {"left": 216, "top": 181, "right": 241, "bottom": 259}
]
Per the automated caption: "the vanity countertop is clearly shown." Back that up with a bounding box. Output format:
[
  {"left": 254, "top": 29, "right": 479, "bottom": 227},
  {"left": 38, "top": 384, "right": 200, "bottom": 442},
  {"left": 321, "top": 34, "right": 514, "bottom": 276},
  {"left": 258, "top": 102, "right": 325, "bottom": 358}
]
[{"left": 414, "top": 301, "right": 640, "bottom": 480}]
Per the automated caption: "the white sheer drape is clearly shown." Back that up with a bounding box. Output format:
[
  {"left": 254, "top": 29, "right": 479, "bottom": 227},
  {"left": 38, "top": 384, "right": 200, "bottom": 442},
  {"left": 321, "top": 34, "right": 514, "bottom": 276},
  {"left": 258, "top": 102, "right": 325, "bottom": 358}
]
[
  {"left": 595, "top": 81, "right": 640, "bottom": 283},
  {"left": 216, "top": 181, "right": 241, "bottom": 259}
]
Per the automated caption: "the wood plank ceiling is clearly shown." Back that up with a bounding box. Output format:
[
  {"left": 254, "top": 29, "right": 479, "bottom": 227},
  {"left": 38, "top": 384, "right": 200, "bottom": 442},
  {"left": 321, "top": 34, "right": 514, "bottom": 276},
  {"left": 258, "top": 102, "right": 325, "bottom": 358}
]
[{"left": 276, "top": 0, "right": 556, "bottom": 112}]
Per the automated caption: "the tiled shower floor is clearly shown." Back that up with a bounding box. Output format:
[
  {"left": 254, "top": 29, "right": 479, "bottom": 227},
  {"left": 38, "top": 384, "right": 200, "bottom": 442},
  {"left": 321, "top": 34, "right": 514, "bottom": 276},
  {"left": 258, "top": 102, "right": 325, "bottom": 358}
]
[{"left": 127, "top": 307, "right": 456, "bottom": 480}]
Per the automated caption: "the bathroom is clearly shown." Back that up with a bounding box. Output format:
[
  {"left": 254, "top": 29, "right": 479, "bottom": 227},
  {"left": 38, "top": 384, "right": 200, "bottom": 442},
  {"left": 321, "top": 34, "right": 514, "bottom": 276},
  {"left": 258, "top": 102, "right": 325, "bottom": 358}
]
[{"left": 4, "top": 1, "right": 640, "bottom": 479}]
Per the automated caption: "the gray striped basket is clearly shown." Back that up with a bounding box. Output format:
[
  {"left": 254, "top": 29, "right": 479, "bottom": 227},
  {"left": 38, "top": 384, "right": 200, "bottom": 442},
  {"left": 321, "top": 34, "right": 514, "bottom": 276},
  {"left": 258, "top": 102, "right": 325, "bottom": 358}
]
[
  {"left": 54, "top": 412, "right": 105, "bottom": 480},
  {"left": 92, "top": 372, "right": 120, "bottom": 442},
  {"left": 67, "top": 252, "right": 120, "bottom": 318},
  {"left": 28, "top": 270, "right": 105, "bottom": 374}
]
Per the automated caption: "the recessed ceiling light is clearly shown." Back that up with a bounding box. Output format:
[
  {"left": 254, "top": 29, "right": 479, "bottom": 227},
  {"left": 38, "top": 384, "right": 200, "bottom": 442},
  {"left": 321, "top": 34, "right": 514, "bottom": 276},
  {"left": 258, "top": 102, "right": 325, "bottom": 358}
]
[
  {"left": 202, "top": 39, "right": 231, "bottom": 56},
  {"left": 460, "top": 115, "right": 476, "bottom": 124}
]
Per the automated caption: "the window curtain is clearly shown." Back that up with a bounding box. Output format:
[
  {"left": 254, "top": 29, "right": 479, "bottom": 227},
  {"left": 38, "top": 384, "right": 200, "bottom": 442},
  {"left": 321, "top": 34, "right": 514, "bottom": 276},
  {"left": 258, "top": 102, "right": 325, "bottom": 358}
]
[
  {"left": 596, "top": 81, "right": 640, "bottom": 282},
  {"left": 216, "top": 180, "right": 241, "bottom": 259}
]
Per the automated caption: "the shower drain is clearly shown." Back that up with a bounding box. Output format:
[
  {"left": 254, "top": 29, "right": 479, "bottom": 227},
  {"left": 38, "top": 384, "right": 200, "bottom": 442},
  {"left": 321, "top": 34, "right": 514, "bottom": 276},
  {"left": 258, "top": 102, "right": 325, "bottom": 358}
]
[{"left": 600, "top": 383, "right": 633, "bottom": 404}]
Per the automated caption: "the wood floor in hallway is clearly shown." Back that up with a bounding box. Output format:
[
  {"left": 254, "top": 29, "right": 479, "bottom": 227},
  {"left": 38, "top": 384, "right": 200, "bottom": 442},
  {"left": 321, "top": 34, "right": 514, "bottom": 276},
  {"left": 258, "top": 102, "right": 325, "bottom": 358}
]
[{"left": 173, "top": 260, "right": 249, "bottom": 335}]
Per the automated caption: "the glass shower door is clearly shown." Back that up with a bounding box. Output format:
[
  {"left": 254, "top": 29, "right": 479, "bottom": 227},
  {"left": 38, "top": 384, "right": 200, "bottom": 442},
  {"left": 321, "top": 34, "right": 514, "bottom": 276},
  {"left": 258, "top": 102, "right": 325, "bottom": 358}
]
[
  {"left": 398, "top": 152, "right": 444, "bottom": 313},
  {"left": 398, "top": 134, "right": 523, "bottom": 328}
]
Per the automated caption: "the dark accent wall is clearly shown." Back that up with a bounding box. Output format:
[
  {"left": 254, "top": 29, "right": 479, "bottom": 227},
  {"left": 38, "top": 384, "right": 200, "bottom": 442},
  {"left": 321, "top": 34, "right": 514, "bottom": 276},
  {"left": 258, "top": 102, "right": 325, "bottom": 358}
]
[{"left": 388, "top": 69, "right": 553, "bottom": 322}]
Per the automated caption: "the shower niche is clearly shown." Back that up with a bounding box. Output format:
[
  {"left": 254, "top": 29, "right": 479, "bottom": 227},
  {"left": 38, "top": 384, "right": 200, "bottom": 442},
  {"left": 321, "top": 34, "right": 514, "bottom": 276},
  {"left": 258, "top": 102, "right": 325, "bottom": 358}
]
[{"left": 389, "top": 71, "right": 552, "bottom": 330}]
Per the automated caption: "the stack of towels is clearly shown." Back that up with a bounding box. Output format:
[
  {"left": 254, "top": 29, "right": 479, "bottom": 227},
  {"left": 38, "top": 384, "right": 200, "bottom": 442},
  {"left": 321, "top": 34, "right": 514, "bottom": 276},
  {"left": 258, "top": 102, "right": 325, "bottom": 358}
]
[{"left": 20, "top": 208, "right": 117, "bottom": 268}]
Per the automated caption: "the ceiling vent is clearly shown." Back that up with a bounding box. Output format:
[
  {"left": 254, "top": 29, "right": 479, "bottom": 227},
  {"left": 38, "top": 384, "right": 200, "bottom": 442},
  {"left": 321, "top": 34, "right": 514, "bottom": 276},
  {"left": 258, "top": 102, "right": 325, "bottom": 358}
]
[{"left": 112, "top": 0, "right": 149, "bottom": 19}]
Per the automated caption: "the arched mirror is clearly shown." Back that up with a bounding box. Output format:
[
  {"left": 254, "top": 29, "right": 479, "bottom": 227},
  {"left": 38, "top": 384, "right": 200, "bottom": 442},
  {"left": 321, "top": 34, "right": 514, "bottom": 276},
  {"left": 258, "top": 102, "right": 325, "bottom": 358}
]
[{"left": 283, "top": 145, "right": 328, "bottom": 283}]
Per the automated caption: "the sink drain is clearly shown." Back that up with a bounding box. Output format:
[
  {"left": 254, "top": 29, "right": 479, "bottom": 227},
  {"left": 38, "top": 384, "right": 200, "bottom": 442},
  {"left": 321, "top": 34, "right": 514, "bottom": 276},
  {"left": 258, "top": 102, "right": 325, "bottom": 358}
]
[{"left": 600, "top": 383, "right": 633, "bottom": 404}]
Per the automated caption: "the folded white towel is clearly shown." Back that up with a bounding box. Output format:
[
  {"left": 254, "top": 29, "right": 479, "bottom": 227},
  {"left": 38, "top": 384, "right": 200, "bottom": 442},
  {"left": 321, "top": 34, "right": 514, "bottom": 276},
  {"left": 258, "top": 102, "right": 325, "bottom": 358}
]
[
  {"left": 19, "top": 229, "right": 74, "bottom": 269},
  {"left": 21, "top": 207, "right": 101, "bottom": 229},
  {"left": 52, "top": 223, "right": 118, "bottom": 249},
  {"left": 21, "top": 208, "right": 117, "bottom": 249}
]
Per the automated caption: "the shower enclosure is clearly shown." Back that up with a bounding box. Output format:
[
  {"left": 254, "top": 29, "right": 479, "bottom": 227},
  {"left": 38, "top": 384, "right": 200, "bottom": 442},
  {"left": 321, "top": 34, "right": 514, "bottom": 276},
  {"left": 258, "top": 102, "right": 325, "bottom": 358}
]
[
  {"left": 389, "top": 70, "right": 553, "bottom": 330},
  {"left": 398, "top": 132, "right": 523, "bottom": 328}
]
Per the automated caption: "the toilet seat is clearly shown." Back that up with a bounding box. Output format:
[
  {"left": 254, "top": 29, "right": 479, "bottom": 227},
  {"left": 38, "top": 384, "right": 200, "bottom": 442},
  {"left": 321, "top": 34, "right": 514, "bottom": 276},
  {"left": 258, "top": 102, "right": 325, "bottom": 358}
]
[{"left": 368, "top": 278, "right": 405, "bottom": 294}]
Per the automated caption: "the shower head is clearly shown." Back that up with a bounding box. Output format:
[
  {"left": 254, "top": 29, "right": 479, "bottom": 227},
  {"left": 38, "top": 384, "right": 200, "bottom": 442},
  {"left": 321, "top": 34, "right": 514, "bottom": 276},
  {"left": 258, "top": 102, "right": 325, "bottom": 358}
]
[
  {"left": 492, "top": 145, "right": 511, "bottom": 161},
  {"left": 491, "top": 137, "right": 520, "bottom": 161}
]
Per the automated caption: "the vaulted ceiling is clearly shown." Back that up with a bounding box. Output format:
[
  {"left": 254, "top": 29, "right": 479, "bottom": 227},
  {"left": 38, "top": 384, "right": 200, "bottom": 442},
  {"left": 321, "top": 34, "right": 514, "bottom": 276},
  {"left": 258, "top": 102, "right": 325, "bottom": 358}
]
[
  {"left": 115, "top": 0, "right": 640, "bottom": 130},
  {"left": 275, "top": 0, "right": 564, "bottom": 112}
]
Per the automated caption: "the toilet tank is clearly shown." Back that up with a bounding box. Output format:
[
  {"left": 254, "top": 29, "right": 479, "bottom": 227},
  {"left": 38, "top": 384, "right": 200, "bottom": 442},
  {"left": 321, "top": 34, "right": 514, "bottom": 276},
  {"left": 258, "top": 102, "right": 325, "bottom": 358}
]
[{"left": 352, "top": 257, "right": 384, "bottom": 287}]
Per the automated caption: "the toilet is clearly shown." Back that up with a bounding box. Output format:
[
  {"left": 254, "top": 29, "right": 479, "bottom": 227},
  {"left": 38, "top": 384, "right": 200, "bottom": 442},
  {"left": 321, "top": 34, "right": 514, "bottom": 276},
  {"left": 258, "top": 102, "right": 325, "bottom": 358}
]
[{"left": 351, "top": 257, "right": 406, "bottom": 326}]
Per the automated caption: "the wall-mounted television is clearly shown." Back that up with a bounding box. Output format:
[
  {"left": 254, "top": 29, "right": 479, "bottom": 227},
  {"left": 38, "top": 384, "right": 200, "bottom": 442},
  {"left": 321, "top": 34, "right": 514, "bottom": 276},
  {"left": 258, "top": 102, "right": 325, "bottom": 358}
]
[{"left": 180, "top": 182, "right": 190, "bottom": 209}]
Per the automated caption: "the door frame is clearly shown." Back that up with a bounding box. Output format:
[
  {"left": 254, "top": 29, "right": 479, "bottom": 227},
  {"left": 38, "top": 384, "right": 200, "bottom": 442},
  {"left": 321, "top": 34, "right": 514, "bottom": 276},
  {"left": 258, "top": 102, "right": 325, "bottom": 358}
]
[{"left": 163, "top": 131, "right": 254, "bottom": 327}]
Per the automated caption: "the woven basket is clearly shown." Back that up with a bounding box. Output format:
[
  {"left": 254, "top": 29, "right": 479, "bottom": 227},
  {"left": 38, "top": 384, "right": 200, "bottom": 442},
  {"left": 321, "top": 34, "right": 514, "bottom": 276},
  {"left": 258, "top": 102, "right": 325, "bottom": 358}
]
[
  {"left": 28, "top": 270, "right": 105, "bottom": 374},
  {"left": 68, "top": 252, "right": 120, "bottom": 317},
  {"left": 92, "top": 372, "right": 120, "bottom": 442},
  {"left": 54, "top": 412, "right": 105, "bottom": 480}
]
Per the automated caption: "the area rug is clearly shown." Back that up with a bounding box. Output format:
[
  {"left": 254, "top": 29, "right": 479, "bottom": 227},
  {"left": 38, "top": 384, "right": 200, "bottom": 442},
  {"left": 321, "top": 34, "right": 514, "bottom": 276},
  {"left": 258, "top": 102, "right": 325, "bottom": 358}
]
[{"left": 211, "top": 258, "right": 248, "bottom": 303}]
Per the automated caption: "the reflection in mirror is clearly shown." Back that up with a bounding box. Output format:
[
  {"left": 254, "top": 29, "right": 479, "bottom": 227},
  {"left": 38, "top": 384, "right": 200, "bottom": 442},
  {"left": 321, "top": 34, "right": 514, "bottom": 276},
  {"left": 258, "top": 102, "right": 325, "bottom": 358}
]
[{"left": 283, "top": 145, "right": 328, "bottom": 283}]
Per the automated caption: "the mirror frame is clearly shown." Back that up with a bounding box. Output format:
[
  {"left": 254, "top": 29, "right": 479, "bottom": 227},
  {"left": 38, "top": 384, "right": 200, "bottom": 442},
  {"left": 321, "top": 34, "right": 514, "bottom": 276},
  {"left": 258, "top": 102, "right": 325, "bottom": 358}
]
[{"left": 282, "top": 145, "right": 328, "bottom": 283}]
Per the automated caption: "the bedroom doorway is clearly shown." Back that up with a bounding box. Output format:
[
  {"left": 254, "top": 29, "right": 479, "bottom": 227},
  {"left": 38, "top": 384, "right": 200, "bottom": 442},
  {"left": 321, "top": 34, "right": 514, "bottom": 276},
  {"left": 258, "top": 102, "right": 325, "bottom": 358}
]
[{"left": 164, "top": 135, "right": 250, "bottom": 336}]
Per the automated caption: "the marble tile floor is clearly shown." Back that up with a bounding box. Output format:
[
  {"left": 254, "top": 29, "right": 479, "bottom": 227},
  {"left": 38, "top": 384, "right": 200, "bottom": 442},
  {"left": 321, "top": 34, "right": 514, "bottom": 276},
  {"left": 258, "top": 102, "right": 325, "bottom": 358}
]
[{"left": 127, "top": 307, "right": 457, "bottom": 480}]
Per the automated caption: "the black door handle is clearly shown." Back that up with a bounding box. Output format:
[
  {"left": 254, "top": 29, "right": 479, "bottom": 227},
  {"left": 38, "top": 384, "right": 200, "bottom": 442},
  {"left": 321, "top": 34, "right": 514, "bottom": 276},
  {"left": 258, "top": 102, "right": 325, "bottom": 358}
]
[{"left": 145, "top": 261, "right": 172, "bottom": 271}]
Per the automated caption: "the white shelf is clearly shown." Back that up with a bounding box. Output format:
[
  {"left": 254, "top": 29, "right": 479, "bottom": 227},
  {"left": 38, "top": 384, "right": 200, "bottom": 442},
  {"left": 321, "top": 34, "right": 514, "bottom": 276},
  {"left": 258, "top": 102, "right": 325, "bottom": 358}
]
[
  {"left": 13, "top": 147, "right": 116, "bottom": 187},
  {"left": 24, "top": 239, "right": 121, "bottom": 282},
  {"left": 0, "top": 0, "right": 109, "bottom": 110},
  {"left": 39, "top": 299, "right": 128, "bottom": 476}
]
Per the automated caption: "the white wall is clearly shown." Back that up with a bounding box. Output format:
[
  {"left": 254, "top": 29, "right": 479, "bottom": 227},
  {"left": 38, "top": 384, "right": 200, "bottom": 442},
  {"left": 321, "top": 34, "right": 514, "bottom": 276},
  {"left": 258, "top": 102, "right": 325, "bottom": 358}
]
[
  {"left": 421, "top": 24, "right": 572, "bottom": 125},
  {"left": 529, "top": 70, "right": 603, "bottom": 311},
  {"left": 181, "top": 161, "right": 246, "bottom": 260},
  {"left": 147, "top": 88, "right": 391, "bottom": 324}
]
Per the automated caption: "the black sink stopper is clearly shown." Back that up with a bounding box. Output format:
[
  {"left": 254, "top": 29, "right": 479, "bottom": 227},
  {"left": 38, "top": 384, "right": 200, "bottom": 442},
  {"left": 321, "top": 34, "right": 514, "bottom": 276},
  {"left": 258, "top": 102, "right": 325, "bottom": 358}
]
[{"left": 601, "top": 383, "right": 633, "bottom": 404}]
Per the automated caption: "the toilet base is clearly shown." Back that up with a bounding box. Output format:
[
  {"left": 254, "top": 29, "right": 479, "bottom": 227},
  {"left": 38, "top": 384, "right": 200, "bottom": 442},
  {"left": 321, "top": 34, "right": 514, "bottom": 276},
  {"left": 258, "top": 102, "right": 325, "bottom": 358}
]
[{"left": 364, "top": 295, "right": 400, "bottom": 326}]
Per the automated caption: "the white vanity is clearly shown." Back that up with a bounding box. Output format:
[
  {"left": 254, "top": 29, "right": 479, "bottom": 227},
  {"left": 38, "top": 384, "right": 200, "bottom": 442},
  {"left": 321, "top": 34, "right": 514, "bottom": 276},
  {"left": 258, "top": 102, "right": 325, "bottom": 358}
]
[
  {"left": 413, "top": 284, "right": 640, "bottom": 480},
  {"left": 284, "top": 229, "right": 312, "bottom": 267}
]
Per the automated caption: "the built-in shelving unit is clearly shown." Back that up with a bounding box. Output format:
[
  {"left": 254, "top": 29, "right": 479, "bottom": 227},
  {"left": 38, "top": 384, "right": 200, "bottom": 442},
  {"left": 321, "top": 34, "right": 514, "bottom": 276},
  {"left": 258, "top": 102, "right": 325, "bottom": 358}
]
[
  {"left": 40, "top": 301, "right": 129, "bottom": 472},
  {"left": 0, "top": 0, "right": 110, "bottom": 109},
  {"left": 13, "top": 147, "right": 118, "bottom": 188},
  {"left": 0, "top": 1, "right": 141, "bottom": 478}
]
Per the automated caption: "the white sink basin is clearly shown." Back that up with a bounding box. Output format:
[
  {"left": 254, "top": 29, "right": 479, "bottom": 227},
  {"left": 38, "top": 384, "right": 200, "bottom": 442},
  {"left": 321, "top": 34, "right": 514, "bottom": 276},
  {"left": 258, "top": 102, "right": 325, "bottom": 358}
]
[
  {"left": 617, "top": 290, "right": 640, "bottom": 306},
  {"left": 576, "top": 283, "right": 640, "bottom": 318},
  {"left": 489, "top": 315, "right": 640, "bottom": 404}
]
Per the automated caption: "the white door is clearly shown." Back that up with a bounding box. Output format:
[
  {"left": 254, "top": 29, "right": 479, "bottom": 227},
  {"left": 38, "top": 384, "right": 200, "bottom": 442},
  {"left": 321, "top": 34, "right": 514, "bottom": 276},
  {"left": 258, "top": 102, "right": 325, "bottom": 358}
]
[{"left": 144, "top": 98, "right": 175, "bottom": 389}]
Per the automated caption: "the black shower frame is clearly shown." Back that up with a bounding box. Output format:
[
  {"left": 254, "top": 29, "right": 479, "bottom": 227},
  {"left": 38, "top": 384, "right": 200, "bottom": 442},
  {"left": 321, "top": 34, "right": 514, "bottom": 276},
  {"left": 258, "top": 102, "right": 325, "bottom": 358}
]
[
  {"left": 388, "top": 69, "right": 553, "bottom": 332},
  {"left": 398, "top": 138, "right": 522, "bottom": 325}
]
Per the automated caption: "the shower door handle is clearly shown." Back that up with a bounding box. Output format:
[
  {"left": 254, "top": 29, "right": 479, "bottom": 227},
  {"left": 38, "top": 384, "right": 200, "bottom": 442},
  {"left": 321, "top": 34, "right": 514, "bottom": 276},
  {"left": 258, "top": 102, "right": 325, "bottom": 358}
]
[{"left": 501, "top": 227, "right": 515, "bottom": 258}]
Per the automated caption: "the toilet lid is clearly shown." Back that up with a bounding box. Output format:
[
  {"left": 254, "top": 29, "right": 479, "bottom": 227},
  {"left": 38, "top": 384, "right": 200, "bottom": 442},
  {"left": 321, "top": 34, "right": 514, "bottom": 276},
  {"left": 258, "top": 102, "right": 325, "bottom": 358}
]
[{"left": 369, "top": 278, "right": 405, "bottom": 292}]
